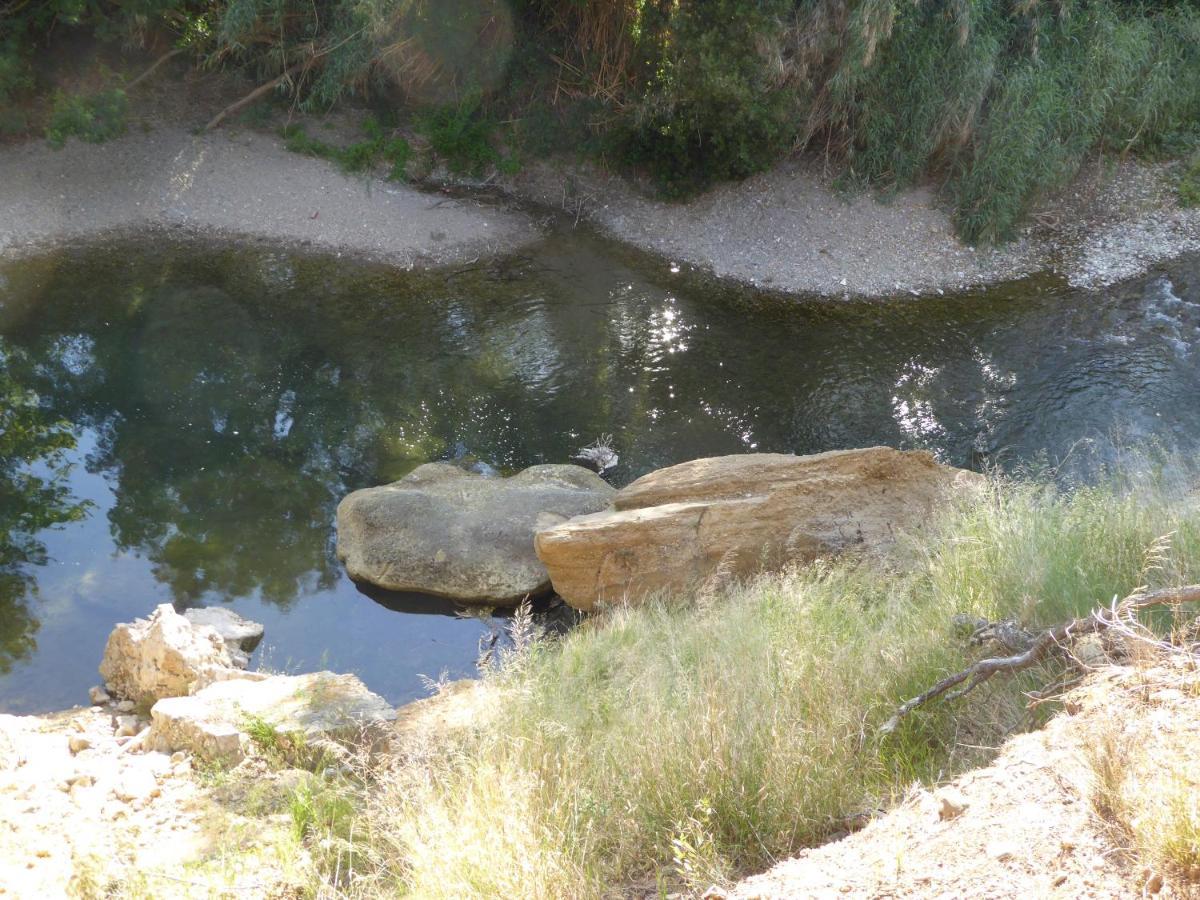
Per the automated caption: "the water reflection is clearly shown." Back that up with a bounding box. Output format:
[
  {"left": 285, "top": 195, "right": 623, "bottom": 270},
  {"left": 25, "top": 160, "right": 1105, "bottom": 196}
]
[
  {"left": 0, "top": 341, "right": 92, "bottom": 673},
  {"left": 1, "top": 233, "right": 1198, "bottom": 711}
]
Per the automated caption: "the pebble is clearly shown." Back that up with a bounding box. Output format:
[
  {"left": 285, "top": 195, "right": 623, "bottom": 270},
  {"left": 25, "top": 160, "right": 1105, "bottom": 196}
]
[
  {"left": 114, "top": 716, "right": 139, "bottom": 737},
  {"left": 88, "top": 686, "right": 111, "bottom": 705},
  {"left": 115, "top": 700, "right": 136, "bottom": 713},
  {"left": 114, "top": 769, "right": 160, "bottom": 804},
  {"left": 68, "top": 735, "right": 92, "bottom": 755},
  {"left": 937, "top": 789, "right": 969, "bottom": 821}
]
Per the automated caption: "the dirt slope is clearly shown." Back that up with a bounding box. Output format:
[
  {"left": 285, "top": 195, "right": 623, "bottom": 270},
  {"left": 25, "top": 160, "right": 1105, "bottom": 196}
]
[{"left": 732, "top": 661, "right": 1200, "bottom": 899}]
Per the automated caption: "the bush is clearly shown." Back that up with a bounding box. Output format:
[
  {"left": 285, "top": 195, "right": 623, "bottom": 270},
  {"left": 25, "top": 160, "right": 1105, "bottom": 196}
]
[
  {"left": 45, "top": 89, "right": 128, "bottom": 148},
  {"left": 346, "top": 458, "right": 1200, "bottom": 896},
  {"left": 417, "top": 95, "right": 502, "bottom": 176},
  {"left": 622, "top": 0, "right": 797, "bottom": 197}
]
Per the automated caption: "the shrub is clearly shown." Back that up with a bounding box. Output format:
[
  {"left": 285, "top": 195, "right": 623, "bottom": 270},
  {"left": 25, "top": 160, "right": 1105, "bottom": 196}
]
[
  {"left": 45, "top": 89, "right": 128, "bottom": 148},
  {"left": 622, "top": 0, "right": 797, "bottom": 197},
  {"left": 417, "top": 95, "right": 502, "bottom": 176}
]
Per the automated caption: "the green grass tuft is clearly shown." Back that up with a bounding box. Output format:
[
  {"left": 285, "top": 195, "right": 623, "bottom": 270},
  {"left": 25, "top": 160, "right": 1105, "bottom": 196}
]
[
  {"left": 1180, "top": 153, "right": 1200, "bottom": 208},
  {"left": 282, "top": 116, "right": 411, "bottom": 181}
]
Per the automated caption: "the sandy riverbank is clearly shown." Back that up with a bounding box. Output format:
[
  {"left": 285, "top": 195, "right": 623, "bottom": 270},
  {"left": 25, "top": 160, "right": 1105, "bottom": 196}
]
[
  {"left": 507, "top": 155, "right": 1200, "bottom": 297},
  {"left": 2, "top": 117, "right": 1198, "bottom": 297},
  {"left": 0, "top": 126, "right": 539, "bottom": 266}
]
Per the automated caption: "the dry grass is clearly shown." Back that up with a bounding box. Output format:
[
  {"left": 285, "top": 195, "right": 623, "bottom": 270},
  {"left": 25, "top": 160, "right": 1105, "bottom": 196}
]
[
  {"left": 304, "top": 458, "right": 1200, "bottom": 898},
  {"left": 1085, "top": 664, "right": 1200, "bottom": 894}
]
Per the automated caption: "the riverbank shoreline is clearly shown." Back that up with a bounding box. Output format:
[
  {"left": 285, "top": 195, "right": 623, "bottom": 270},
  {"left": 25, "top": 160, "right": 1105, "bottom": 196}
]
[
  {"left": 3, "top": 121, "right": 1197, "bottom": 297},
  {"left": 0, "top": 125, "right": 539, "bottom": 268},
  {"left": 502, "top": 153, "right": 1200, "bottom": 297}
]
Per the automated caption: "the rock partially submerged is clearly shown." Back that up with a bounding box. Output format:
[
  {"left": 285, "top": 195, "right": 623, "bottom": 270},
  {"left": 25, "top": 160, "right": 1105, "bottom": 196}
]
[
  {"left": 99, "top": 604, "right": 242, "bottom": 706},
  {"left": 336, "top": 462, "right": 615, "bottom": 604},
  {"left": 149, "top": 672, "right": 396, "bottom": 764},
  {"left": 182, "top": 606, "right": 264, "bottom": 668},
  {"left": 535, "top": 447, "right": 983, "bottom": 610}
]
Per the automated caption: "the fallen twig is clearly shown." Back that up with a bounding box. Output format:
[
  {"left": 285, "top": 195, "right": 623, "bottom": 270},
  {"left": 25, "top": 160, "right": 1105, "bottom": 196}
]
[
  {"left": 879, "top": 584, "right": 1200, "bottom": 735},
  {"left": 125, "top": 47, "right": 186, "bottom": 92},
  {"left": 204, "top": 60, "right": 309, "bottom": 132}
]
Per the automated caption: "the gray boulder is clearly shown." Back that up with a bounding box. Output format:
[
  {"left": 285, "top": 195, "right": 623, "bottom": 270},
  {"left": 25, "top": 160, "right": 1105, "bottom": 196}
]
[{"left": 336, "top": 463, "right": 615, "bottom": 604}]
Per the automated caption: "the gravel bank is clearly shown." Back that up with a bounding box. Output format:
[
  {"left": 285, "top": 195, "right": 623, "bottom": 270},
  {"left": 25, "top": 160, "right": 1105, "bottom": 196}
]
[
  {"left": 0, "top": 126, "right": 539, "bottom": 265},
  {"left": 4, "top": 122, "right": 1197, "bottom": 297},
  {"left": 510, "top": 156, "right": 1200, "bottom": 297}
]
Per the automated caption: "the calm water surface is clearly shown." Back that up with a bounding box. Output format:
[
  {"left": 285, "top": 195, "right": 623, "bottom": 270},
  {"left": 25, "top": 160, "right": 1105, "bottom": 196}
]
[{"left": 1, "top": 230, "right": 1198, "bottom": 712}]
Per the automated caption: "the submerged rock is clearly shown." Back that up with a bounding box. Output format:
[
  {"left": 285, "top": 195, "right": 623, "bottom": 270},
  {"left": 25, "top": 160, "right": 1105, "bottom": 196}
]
[
  {"left": 98, "top": 604, "right": 244, "bottom": 706},
  {"left": 148, "top": 671, "right": 396, "bottom": 765},
  {"left": 336, "top": 462, "right": 615, "bottom": 604},
  {"left": 535, "top": 447, "right": 983, "bottom": 611},
  {"left": 182, "top": 606, "right": 264, "bottom": 668}
]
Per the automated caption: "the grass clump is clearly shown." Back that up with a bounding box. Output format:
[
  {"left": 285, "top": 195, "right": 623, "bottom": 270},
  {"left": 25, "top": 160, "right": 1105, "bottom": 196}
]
[
  {"left": 1086, "top": 684, "right": 1200, "bottom": 888},
  {"left": 1180, "top": 153, "right": 1200, "bottom": 208},
  {"left": 282, "top": 115, "right": 411, "bottom": 180},
  {"left": 45, "top": 88, "right": 128, "bottom": 148},
  {"left": 336, "top": 460, "right": 1200, "bottom": 897}
]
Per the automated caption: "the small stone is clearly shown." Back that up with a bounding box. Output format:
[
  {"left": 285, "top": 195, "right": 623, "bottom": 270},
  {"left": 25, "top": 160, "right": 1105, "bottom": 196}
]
[
  {"left": 170, "top": 751, "right": 186, "bottom": 764},
  {"left": 114, "top": 715, "right": 139, "bottom": 737},
  {"left": 987, "top": 841, "right": 1018, "bottom": 861},
  {"left": 88, "top": 686, "right": 110, "bottom": 705},
  {"left": 114, "top": 769, "right": 159, "bottom": 804},
  {"left": 68, "top": 735, "right": 91, "bottom": 755},
  {"left": 937, "top": 789, "right": 969, "bottom": 821},
  {"left": 1145, "top": 872, "right": 1164, "bottom": 894},
  {"left": 69, "top": 718, "right": 86, "bottom": 733},
  {"left": 115, "top": 700, "right": 136, "bottom": 713}
]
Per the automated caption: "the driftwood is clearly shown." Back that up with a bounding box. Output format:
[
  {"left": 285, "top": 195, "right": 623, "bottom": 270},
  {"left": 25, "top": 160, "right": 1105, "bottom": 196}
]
[
  {"left": 125, "top": 47, "right": 187, "bottom": 92},
  {"left": 204, "top": 60, "right": 309, "bottom": 132},
  {"left": 879, "top": 584, "right": 1200, "bottom": 735},
  {"left": 203, "top": 28, "right": 365, "bottom": 133}
]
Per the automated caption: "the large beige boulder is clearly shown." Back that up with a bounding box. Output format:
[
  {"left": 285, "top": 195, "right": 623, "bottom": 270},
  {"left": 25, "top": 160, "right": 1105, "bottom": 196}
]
[
  {"left": 99, "top": 604, "right": 240, "bottom": 706},
  {"left": 148, "top": 671, "right": 396, "bottom": 764},
  {"left": 336, "top": 462, "right": 615, "bottom": 604},
  {"left": 535, "top": 447, "right": 982, "bottom": 610}
]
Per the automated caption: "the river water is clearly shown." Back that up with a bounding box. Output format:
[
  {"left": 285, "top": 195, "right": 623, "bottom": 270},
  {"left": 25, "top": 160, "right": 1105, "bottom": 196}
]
[{"left": 1, "top": 230, "right": 1197, "bottom": 712}]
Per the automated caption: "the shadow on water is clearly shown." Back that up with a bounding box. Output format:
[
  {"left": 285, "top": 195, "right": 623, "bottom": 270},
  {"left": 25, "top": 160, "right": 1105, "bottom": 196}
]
[{"left": 0, "top": 227, "right": 1198, "bottom": 711}]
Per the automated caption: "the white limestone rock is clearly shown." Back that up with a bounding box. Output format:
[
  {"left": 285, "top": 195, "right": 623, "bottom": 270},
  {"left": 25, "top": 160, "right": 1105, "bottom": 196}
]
[
  {"left": 149, "top": 671, "right": 396, "bottom": 765},
  {"left": 98, "top": 604, "right": 236, "bottom": 706}
]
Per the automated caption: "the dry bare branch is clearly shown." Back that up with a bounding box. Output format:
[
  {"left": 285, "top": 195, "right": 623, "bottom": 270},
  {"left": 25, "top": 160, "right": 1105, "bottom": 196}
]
[
  {"left": 879, "top": 584, "right": 1200, "bottom": 735},
  {"left": 125, "top": 47, "right": 187, "bottom": 92}
]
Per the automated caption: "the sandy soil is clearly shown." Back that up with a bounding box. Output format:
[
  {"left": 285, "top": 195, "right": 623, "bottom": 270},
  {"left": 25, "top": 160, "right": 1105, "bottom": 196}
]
[
  {"left": 508, "top": 155, "right": 1200, "bottom": 297},
  {"left": 0, "top": 701, "right": 307, "bottom": 897},
  {"left": 0, "top": 125, "right": 539, "bottom": 266},
  {"left": 730, "top": 661, "right": 1200, "bottom": 899}
]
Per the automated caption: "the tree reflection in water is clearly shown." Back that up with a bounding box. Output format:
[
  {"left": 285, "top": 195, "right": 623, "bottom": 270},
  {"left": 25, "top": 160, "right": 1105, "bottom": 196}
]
[{"left": 0, "top": 341, "right": 91, "bottom": 673}]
